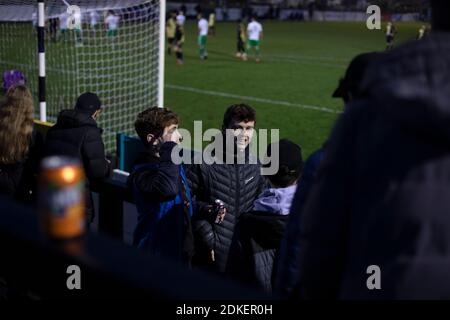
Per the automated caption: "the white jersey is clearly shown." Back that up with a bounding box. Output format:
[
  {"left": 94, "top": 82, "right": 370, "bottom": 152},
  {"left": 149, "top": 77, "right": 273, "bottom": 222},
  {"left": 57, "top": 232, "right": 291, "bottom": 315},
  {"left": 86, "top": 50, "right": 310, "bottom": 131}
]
[
  {"left": 32, "top": 12, "right": 37, "bottom": 27},
  {"left": 105, "top": 15, "right": 119, "bottom": 30},
  {"left": 198, "top": 18, "right": 209, "bottom": 36},
  {"left": 59, "top": 12, "right": 68, "bottom": 29},
  {"left": 73, "top": 11, "right": 82, "bottom": 29},
  {"left": 247, "top": 21, "right": 263, "bottom": 41},
  {"left": 90, "top": 11, "right": 100, "bottom": 26},
  {"left": 386, "top": 25, "right": 391, "bottom": 36},
  {"left": 176, "top": 14, "right": 185, "bottom": 26}
]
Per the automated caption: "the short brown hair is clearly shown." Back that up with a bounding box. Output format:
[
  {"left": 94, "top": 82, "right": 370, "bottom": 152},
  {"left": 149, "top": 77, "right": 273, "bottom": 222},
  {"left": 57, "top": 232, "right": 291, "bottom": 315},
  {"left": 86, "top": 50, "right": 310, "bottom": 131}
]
[
  {"left": 222, "top": 103, "right": 256, "bottom": 129},
  {"left": 135, "top": 107, "right": 179, "bottom": 144}
]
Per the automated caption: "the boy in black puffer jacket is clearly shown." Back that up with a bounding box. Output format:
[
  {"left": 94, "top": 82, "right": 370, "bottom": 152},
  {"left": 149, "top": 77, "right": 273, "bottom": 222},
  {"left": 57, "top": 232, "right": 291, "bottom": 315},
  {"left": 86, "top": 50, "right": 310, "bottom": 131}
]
[{"left": 186, "top": 104, "right": 267, "bottom": 274}]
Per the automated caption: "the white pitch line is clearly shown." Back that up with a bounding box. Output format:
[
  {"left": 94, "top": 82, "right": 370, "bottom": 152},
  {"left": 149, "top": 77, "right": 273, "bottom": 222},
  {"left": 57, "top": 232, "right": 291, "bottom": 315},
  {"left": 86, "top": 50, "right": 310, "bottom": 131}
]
[
  {"left": 166, "top": 84, "right": 341, "bottom": 114},
  {"left": 1, "top": 60, "right": 342, "bottom": 114},
  {"left": 264, "top": 57, "right": 347, "bottom": 69},
  {"left": 266, "top": 54, "right": 349, "bottom": 63}
]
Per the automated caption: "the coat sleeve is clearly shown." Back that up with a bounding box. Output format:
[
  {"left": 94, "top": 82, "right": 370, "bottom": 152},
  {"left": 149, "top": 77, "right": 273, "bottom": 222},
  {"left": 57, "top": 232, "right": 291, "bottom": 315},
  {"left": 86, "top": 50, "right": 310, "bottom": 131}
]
[
  {"left": 15, "top": 128, "right": 46, "bottom": 203},
  {"left": 81, "top": 128, "right": 111, "bottom": 180},
  {"left": 131, "top": 142, "right": 180, "bottom": 200},
  {"left": 275, "top": 148, "right": 324, "bottom": 297},
  {"left": 295, "top": 107, "right": 359, "bottom": 299},
  {"left": 186, "top": 163, "right": 217, "bottom": 250},
  {"left": 225, "top": 219, "right": 252, "bottom": 286}
]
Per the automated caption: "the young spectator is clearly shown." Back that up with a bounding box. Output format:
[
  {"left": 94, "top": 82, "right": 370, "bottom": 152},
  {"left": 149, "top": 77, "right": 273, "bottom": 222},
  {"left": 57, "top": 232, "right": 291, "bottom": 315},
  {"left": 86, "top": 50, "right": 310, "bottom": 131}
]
[
  {"left": 128, "top": 107, "right": 194, "bottom": 266},
  {"left": 187, "top": 104, "right": 267, "bottom": 274},
  {"left": 0, "top": 85, "right": 43, "bottom": 203}
]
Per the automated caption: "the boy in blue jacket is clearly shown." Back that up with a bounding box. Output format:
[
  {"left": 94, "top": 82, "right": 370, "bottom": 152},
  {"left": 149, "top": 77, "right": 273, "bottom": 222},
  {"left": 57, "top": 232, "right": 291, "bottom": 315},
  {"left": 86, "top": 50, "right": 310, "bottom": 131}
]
[{"left": 128, "top": 107, "right": 194, "bottom": 266}]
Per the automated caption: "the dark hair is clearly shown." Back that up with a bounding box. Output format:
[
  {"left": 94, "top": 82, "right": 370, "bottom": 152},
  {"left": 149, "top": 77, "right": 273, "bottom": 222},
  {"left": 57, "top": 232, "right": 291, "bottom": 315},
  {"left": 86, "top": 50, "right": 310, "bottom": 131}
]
[
  {"left": 431, "top": 0, "right": 450, "bottom": 31},
  {"left": 269, "top": 166, "right": 302, "bottom": 188},
  {"left": 222, "top": 103, "right": 256, "bottom": 129},
  {"left": 135, "top": 107, "right": 179, "bottom": 144},
  {"left": 264, "top": 139, "right": 303, "bottom": 188}
]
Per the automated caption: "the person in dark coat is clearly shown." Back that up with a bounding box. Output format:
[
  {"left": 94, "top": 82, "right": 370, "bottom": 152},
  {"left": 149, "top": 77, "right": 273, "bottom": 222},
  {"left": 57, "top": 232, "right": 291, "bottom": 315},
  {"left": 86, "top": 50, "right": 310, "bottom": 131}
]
[
  {"left": 275, "top": 52, "right": 380, "bottom": 298},
  {"left": 186, "top": 104, "right": 267, "bottom": 273},
  {"left": 274, "top": 147, "right": 323, "bottom": 297},
  {"left": 294, "top": 0, "right": 450, "bottom": 299},
  {"left": 227, "top": 139, "right": 303, "bottom": 293},
  {"left": 0, "top": 85, "right": 43, "bottom": 204},
  {"left": 43, "top": 92, "right": 111, "bottom": 222},
  {"left": 128, "top": 107, "right": 194, "bottom": 266}
]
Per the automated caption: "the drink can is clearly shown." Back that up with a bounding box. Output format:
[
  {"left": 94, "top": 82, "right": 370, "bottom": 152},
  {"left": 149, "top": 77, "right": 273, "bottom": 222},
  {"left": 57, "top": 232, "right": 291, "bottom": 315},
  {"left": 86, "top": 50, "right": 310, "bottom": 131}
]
[
  {"left": 214, "top": 199, "right": 225, "bottom": 224},
  {"left": 39, "top": 156, "right": 86, "bottom": 240},
  {"left": 214, "top": 199, "right": 225, "bottom": 209}
]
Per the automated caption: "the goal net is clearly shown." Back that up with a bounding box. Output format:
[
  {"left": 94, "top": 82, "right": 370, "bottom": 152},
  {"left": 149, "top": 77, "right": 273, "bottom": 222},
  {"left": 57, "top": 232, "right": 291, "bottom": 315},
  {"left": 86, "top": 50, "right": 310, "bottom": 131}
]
[{"left": 0, "top": 0, "right": 164, "bottom": 153}]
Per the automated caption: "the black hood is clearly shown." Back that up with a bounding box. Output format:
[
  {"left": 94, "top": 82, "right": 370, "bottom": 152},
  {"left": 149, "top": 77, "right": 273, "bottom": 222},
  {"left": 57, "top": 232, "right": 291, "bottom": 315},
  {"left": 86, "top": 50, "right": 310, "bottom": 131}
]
[
  {"left": 359, "top": 33, "right": 450, "bottom": 144},
  {"left": 54, "top": 109, "right": 99, "bottom": 130}
]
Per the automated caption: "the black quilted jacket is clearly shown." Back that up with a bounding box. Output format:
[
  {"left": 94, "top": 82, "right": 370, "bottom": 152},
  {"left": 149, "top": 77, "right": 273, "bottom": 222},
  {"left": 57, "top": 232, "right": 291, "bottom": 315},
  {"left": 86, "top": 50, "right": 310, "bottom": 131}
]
[{"left": 186, "top": 146, "right": 267, "bottom": 273}]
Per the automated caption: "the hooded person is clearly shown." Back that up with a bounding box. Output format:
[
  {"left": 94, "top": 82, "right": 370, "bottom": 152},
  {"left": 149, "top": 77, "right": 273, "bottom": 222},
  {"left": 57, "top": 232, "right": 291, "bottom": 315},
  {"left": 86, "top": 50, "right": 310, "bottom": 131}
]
[
  {"left": 226, "top": 139, "right": 303, "bottom": 293},
  {"left": 274, "top": 51, "right": 381, "bottom": 297},
  {"left": 43, "top": 92, "right": 111, "bottom": 222},
  {"left": 293, "top": 0, "right": 450, "bottom": 299},
  {"left": 332, "top": 52, "right": 382, "bottom": 105}
]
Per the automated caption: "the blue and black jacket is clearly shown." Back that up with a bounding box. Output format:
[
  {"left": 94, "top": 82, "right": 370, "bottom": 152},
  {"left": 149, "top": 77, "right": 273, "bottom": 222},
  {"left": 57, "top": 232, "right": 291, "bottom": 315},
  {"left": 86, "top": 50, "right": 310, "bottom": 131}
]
[{"left": 128, "top": 142, "right": 194, "bottom": 264}]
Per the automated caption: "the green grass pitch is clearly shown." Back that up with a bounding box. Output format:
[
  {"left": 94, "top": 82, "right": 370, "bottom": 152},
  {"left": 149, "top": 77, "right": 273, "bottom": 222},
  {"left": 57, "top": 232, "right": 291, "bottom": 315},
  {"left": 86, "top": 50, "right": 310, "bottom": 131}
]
[
  {"left": 165, "top": 21, "right": 422, "bottom": 157},
  {"left": 1, "top": 20, "right": 423, "bottom": 157}
]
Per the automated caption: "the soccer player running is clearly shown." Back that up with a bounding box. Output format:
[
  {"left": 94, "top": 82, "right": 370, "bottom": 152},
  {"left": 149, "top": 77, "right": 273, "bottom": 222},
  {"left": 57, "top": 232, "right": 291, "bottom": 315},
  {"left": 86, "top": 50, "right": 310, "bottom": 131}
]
[
  {"left": 385, "top": 21, "right": 397, "bottom": 50},
  {"left": 166, "top": 11, "right": 177, "bottom": 55},
  {"left": 247, "top": 16, "right": 263, "bottom": 62},
  {"left": 105, "top": 11, "right": 120, "bottom": 49},
  {"left": 236, "top": 19, "right": 247, "bottom": 61},
  {"left": 197, "top": 13, "right": 209, "bottom": 60}
]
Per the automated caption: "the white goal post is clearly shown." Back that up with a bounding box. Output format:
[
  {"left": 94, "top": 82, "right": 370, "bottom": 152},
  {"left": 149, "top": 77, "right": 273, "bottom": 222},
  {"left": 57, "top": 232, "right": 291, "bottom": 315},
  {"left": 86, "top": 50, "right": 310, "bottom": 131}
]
[{"left": 0, "top": 0, "right": 166, "bottom": 153}]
